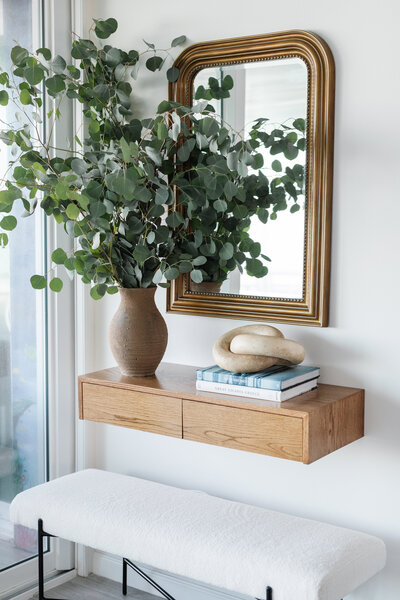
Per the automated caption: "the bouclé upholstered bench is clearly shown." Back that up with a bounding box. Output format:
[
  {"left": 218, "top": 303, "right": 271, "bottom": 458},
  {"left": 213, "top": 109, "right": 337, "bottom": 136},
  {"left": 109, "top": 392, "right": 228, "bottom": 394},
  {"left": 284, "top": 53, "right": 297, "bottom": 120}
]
[{"left": 10, "top": 469, "right": 385, "bottom": 600}]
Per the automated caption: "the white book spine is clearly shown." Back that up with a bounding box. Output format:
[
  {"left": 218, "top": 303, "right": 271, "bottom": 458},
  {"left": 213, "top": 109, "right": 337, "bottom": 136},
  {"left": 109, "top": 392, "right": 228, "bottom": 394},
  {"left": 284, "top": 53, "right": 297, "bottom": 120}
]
[{"left": 195, "top": 379, "right": 318, "bottom": 402}]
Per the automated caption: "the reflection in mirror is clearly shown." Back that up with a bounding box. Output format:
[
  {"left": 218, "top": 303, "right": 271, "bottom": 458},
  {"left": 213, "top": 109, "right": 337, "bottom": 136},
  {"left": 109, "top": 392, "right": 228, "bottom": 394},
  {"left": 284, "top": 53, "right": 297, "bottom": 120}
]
[{"left": 191, "top": 58, "right": 308, "bottom": 299}]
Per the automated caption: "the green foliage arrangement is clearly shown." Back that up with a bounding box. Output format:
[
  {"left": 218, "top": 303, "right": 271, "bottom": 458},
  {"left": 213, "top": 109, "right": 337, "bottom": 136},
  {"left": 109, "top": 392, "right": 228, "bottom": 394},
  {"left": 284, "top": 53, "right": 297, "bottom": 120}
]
[
  {"left": 0, "top": 18, "right": 305, "bottom": 298},
  {"left": 175, "top": 75, "right": 306, "bottom": 284}
]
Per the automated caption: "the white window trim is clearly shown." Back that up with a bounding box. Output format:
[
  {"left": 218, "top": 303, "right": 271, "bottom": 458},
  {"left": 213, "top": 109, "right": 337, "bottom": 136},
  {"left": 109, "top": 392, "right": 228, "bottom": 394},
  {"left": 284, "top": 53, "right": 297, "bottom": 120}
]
[{"left": 0, "top": 0, "right": 79, "bottom": 596}]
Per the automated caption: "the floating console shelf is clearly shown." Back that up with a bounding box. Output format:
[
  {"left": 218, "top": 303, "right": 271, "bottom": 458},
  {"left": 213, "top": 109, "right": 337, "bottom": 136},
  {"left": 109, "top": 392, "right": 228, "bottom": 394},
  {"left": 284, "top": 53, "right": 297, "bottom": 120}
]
[{"left": 78, "top": 363, "right": 364, "bottom": 464}]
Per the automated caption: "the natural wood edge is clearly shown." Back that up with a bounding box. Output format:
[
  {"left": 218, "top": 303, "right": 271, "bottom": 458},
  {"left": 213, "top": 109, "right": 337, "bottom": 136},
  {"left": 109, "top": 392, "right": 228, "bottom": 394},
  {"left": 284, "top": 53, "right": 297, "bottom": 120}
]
[{"left": 305, "top": 390, "right": 364, "bottom": 464}]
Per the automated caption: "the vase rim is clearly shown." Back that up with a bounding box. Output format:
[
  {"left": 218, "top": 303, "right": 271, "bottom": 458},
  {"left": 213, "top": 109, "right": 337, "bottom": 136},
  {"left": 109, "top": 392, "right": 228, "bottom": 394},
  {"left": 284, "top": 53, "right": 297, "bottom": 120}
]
[{"left": 119, "top": 286, "right": 157, "bottom": 292}]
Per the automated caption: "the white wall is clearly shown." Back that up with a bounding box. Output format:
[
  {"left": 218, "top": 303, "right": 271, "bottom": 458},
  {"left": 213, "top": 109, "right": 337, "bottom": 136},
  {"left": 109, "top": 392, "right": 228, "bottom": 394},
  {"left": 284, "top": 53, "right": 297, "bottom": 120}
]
[{"left": 81, "top": 1, "right": 400, "bottom": 598}]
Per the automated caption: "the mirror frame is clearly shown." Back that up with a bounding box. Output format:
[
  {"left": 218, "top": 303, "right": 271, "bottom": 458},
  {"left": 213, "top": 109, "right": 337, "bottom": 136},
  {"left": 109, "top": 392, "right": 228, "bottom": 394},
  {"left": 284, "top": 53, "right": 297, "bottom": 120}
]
[{"left": 167, "top": 30, "right": 335, "bottom": 326}]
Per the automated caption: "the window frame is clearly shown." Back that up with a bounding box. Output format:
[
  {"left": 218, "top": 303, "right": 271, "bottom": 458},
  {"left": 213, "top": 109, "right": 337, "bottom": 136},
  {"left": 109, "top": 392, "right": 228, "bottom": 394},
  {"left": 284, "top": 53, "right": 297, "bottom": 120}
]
[{"left": 0, "top": 0, "right": 78, "bottom": 595}]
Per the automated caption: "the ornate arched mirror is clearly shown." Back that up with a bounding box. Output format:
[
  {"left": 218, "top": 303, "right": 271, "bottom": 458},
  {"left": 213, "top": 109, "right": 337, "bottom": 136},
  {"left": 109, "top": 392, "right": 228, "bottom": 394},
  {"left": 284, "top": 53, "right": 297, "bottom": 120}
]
[{"left": 167, "top": 30, "right": 335, "bottom": 326}]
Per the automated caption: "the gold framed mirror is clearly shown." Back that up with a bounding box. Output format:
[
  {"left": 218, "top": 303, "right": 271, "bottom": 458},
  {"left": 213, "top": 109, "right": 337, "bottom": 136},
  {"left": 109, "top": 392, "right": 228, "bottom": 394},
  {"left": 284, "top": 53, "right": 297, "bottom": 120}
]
[{"left": 167, "top": 30, "right": 335, "bottom": 326}]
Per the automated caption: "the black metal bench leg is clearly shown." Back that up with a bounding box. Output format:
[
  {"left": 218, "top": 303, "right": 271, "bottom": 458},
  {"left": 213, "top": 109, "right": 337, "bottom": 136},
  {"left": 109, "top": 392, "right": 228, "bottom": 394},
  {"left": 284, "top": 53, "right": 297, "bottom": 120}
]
[
  {"left": 256, "top": 586, "right": 273, "bottom": 600},
  {"left": 123, "top": 558, "right": 176, "bottom": 600},
  {"left": 122, "top": 557, "right": 128, "bottom": 595},
  {"left": 38, "top": 519, "right": 56, "bottom": 600},
  {"left": 38, "top": 519, "right": 45, "bottom": 600}
]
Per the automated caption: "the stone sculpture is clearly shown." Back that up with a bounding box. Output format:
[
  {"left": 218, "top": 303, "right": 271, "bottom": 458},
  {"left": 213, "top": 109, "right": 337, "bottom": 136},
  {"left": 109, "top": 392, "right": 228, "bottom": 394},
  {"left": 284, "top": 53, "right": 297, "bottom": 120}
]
[{"left": 213, "top": 324, "right": 305, "bottom": 373}]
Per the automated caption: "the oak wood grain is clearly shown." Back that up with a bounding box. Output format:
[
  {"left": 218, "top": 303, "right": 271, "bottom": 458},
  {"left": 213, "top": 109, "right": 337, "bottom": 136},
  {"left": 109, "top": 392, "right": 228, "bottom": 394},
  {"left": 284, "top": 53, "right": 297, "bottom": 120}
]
[
  {"left": 81, "top": 383, "right": 182, "bottom": 439},
  {"left": 78, "top": 363, "right": 365, "bottom": 464},
  {"left": 78, "top": 363, "right": 361, "bottom": 416},
  {"left": 305, "top": 389, "right": 364, "bottom": 463},
  {"left": 183, "top": 400, "right": 303, "bottom": 461}
]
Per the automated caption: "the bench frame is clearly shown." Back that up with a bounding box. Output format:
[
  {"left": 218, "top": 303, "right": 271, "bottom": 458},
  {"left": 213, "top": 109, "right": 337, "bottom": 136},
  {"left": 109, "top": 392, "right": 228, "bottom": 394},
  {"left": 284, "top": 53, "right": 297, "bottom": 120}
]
[{"left": 38, "top": 519, "right": 273, "bottom": 600}]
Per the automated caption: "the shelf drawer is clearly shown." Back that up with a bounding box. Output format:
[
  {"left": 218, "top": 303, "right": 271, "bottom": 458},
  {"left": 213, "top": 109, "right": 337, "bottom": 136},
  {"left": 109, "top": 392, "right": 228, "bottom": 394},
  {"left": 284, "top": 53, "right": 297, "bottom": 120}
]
[
  {"left": 183, "top": 400, "right": 303, "bottom": 461},
  {"left": 81, "top": 383, "right": 182, "bottom": 438}
]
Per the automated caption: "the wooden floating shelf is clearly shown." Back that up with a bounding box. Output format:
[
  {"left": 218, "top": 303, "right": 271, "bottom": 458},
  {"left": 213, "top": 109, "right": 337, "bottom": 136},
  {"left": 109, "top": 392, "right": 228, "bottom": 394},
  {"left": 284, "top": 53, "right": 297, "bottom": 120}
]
[{"left": 78, "top": 363, "right": 364, "bottom": 464}]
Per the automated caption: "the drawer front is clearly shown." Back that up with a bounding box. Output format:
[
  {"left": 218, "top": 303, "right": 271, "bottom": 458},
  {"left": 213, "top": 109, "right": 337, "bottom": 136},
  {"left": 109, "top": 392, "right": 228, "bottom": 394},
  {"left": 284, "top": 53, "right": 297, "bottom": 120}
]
[
  {"left": 183, "top": 400, "right": 303, "bottom": 461},
  {"left": 81, "top": 383, "right": 182, "bottom": 438}
]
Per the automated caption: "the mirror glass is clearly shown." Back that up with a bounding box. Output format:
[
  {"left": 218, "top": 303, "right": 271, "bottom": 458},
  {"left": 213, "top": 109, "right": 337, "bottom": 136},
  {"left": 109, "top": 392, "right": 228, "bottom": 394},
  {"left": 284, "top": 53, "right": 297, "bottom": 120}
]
[{"left": 190, "top": 58, "right": 308, "bottom": 299}]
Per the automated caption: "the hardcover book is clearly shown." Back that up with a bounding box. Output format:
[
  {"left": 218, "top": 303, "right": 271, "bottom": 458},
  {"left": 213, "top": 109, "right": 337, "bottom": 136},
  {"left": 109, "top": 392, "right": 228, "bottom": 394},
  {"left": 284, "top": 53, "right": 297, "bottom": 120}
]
[
  {"left": 195, "top": 378, "right": 318, "bottom": 402},
  {"left": 196, "top": 364, "right": 320, "bottom": 391}
]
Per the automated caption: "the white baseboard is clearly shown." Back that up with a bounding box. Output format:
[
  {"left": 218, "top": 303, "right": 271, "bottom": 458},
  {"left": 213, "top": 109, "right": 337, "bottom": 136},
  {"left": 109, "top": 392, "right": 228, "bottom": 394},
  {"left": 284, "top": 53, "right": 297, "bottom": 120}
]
[
  {"left": 92, "top": 550, "right": 251, "bottom": 600},
  {"left": 3, "top": 569, "right": 76, "bottom": 600}
]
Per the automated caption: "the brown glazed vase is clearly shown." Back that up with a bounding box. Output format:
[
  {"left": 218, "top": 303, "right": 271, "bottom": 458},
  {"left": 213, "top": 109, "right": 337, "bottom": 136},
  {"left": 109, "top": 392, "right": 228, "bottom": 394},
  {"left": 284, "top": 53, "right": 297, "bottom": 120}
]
[{"left": 109, "top": 287, "right": 168, "bottom": 377}]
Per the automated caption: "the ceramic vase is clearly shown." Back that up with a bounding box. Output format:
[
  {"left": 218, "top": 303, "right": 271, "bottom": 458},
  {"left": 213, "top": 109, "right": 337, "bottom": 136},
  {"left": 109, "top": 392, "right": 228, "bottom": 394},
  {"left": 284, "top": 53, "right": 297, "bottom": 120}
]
[{"left": 109, "top": 287, "right": 168, "bottom": 377}]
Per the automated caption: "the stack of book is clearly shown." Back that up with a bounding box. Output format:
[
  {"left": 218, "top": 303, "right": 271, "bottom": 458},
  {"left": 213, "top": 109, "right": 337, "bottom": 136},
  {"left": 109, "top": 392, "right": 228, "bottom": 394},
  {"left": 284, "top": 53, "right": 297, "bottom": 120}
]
[{"left": 196, "top": 364, "right": 320, "bottom": 402}]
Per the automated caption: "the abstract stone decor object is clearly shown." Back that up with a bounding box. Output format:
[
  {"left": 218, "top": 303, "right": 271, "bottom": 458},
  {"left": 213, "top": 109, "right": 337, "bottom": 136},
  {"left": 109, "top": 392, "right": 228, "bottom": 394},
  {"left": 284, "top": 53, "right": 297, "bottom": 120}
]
[{"left": 213, "top": 324, "right": 305, "bottom": 373}]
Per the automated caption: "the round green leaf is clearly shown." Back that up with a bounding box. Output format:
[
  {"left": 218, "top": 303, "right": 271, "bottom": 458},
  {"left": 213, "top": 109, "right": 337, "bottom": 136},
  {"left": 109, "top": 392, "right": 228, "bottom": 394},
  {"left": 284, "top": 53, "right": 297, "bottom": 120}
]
[
  {"left": 0, "top": 215, "right": 17, "bottom": 231},
  {"left": 71, "top": 158, "right": 87, "bottom": 175},
  {"left": 45, "top": 75, "right": 66, "bottom": 95},
  {"left": 64, "top": 257, "right": 75, "bottom": 270},
  {"left": 272, "top": 160, "right": 282, "bottom": 172},
  {"left": 220, "top": 242, "right": 234, "bottom": 260},
  {"left": 36, "top": 47, "right": 51, "bottom": 60},
  {"left": 133, "top": 244, "right": 151, "bottom": 264},
  {"left": 90, "top": 283, "right": 107, "bottom": 300},
  {"left": 67, "top": 65, "right": 81, "bottom": 79},
  {"left": 146, "top": 56, "right": 163, "bottom": 72},
  {"left": 94, "top": 18, "right": 118, "bottom": 39},
  {"left": 66, "top": 203, "right": 80, "bottom": 220},
  {"left": 51, "top": 55, "right": 66, "bottom": 74},
  {"left": 152, "top": 269, "right": 163, "bottom": 285},
  {"left": 25, "top": 65, "right": 45, "bottom": 85},
  {"left": 284, "top": 143, "right": 299, "bottom": 160},
  {"left": 166, "top": 211, "right": 184, "bottom": 227},
  {"left": 250, "top": 242, "right": 261, "bottom": 258},
  {"left": 286, "top": 131, "right": 298, "bottom": 143},
  {"left": 51, "top": 248, "right": 67, "bottom": 265},
  {"left": 258, "top": 208, "right": 269, "bottom": 224},
  {"left": 157, "top": 100, "right": 173, "bottom": 113},
  {"left": 221, "top": 75, "right": 234, "bottom": 91},
  {"left": 297, "top": 138, "right": 306, "bottom": 151},
  {"left": 253, "top": 153, "right": 264, "bottom": 169},
  {"left": 293, "top": 118, "right": 305, "bottom": 132},
  {"left": 19, "top": 89, "right": 31, "bottom": 105},
  {"left": 190, "top": 269, "right": 203, "bottom": 284},
  {"left": 164, "top": 267, "right": 179, "bottom": 280},
  {"left": 88, "top": 120, "right": 100, "bottom": 141},
  {"left": 30, "top": 274, "right": 47, "bottom": 289},
  {"left": 0, "top": 90, "right": 9, "bottom": 106},
  {"left": 178, "top": 261, "right": 192, "bottom": 273},
  {"left": 171, "top": 35, "right": 186, "bottom": 47},
  {"left": 246, "top": 258, "right": 268, "bottom": 278},
  {"left": 166, "top": 66, "right": 180, "bottom": 82},
  {"left": 147, "top": 231, "right": 155, "bottom": 244},
  {"left": 49, "top": 277, "right": 63, "bottom": 292},
  {"left": 192, "top": 256, "right": 207, "bottom": 266},
  {"left": 11, "top": 46, "right": 28, "bottom": 65},
  {"left": 213, "top": 199, "right": 227, "bottom": 213},
  {"left": 107, "top": 286, "right": 119, "bottom": 295}
]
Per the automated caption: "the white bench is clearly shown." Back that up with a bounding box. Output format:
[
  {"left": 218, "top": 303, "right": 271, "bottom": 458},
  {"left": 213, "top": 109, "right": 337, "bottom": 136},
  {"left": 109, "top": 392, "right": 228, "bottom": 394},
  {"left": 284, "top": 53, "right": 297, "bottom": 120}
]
[{"left": 10, "top": 469, "right": 385, "bottom": 600}]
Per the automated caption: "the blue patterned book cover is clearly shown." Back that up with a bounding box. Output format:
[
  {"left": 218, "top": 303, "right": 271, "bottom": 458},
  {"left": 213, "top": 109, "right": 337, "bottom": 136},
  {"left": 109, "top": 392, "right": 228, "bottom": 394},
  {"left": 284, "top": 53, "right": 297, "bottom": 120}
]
[{"left": 196, "top": 365, "right": 320, "bottom": 391}]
